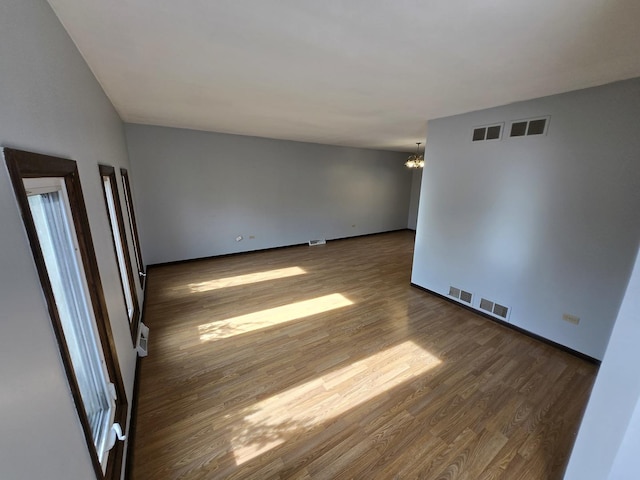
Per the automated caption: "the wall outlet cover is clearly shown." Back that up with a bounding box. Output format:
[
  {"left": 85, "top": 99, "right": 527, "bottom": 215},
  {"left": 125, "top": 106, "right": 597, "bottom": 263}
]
[{"left": 562, "top": 313, "right": 580, "bottom": 325}]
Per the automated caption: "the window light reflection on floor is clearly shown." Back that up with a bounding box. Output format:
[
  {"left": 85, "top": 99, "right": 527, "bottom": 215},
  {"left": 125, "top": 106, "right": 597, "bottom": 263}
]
[
  {"left": 198, "top": 293, "right": 353, "bottom": 342},
  {"left": 231, "top": 340, "right": 441, "bottom": 465},
  {"left": 189, "top": 266, "right": 307, "bottom": 293}
]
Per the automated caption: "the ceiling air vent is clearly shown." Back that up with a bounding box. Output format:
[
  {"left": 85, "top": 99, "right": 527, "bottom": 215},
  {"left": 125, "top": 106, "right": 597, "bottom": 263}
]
[
  {"left": 510, "top": 117, "right": 549, "bottom": 137},
  {"left": 472, "top": 123, "right": 503, "bottom": 142}
]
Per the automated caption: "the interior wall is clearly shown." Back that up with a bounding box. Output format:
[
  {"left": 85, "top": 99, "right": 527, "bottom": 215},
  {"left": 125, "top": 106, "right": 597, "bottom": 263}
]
[
  {"left": 564, "top": 244, "right": 640, "bottom": 480},
  {"left": 608, "top": 394, "right": 640, "bottom": 480},
  {"left": 407, "top": 168, "right": 423, "bottom": 230},
  {"left": 125, "top": 124, "right": 413, "bottom": 265},
  {"left": 411, "top": 78, "right": 640, "bottom": 359},
  {"left": 0, "top": 0, "right": 139, "bottom": 478}
]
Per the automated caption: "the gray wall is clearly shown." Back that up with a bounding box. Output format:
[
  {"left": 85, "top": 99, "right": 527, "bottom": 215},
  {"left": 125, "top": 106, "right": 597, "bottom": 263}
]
[
  {"left": 0, "top": 0, "right": 139, "bottom": 478},
  {"left": 407, "top": 169, "right": 423, "bottom": 230},
  {"left": 125, "top": 124, "right": 413, "bottom": 265},
  {"left": 411, "top": 79, "right": 640, "bottom": 359},
  {"left": 564, "top": 244, "right": 640, "bottom": 479}
]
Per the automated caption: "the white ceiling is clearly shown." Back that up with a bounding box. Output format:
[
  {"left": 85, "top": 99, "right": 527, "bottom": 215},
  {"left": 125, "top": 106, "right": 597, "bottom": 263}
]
[{"left": 47, "top": 0, "right": 640, "bottom": 152}]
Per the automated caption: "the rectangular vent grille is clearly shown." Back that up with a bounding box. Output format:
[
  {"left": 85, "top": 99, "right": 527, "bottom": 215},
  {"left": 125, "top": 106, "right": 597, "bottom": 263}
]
[
  {"left": 486, "top": 125, "right": 501, "bottom": 140},
  {"left": 308, "top": 239, "right": 326, "bottom": 246},
  {"left": 472, "top": 123, "right": 503, "bottom": 142},
  {"left": 480, "top": 298, "right": 510, "bottom": 319},
  {"left": 510, "top": 117, "right": 549, "bottom": 137},
  {"left": 472, "top": 128, "right": 485, "bottom": 142},
  {"left": 527, "top": 119, "right": 547, "bottom": 135},
  {"left": 460, "top": 290, "right": 472, "bottom": 303},
  {"left": 137, "top": 322, "right": 149, "bottom": 357},
  {"left": 493, "top": 303, "right": 509, "bottom": 318},
  {"left": 449, "top": 285, "right": 472, "bottom": 304},
  {"left": 510, "top": 122, "right": 527, "bottom": 137},
  {"left": 479, "top": 298, "right": 494, "bottom": 312}
]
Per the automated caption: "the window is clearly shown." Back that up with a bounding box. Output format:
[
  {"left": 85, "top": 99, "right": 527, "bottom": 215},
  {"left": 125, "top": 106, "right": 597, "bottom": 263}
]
[
  {"left": 5, "top": 148, "right": 127, "bottom": 480},
  {"left": 99, "top": 165, "right": 140, "bottom": 344},
  {"left": 120, "top": 168, "right": 145, "bottom": 288}
]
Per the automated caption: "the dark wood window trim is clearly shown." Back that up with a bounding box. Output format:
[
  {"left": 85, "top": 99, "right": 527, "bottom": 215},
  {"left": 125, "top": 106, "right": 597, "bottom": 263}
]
[
  {"left": 4, "top": 148, "right": 127, "bottom": 480},
  {"left": 99, "top": 164, "right": 140, "bottom": 345},
  {"left": 120, "top": 168, "right": 145, "bottom": 288}
]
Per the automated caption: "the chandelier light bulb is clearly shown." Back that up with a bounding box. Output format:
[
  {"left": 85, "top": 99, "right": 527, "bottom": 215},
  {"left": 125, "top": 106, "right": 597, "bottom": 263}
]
[{"left": 405, "top": 142, "right": 424, "bottom": 168}]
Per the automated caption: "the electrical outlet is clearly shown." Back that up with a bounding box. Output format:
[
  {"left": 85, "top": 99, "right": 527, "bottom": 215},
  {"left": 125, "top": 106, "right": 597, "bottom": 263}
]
[
  {"left": 235, "top": 235, "right": 243, "bottom": 242},
  {"left": 562, "top": 313, "right": 580, "bottom": 325}
]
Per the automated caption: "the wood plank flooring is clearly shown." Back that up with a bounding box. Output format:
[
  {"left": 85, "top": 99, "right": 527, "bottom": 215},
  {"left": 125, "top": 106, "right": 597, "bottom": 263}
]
[{"left": 131, "top": 231, "right": 597, "bottom": 480}]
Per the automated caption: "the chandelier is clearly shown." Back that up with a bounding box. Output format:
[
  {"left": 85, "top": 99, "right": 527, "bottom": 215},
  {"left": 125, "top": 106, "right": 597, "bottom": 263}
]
[{"left": 404, "top": 142, "right": 424, "bottom": 168}]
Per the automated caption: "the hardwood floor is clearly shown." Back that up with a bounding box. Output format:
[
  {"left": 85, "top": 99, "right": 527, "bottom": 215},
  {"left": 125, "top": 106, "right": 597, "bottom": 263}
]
[{"left": 131, "top": 231, "right": 597, "bottom": 480}]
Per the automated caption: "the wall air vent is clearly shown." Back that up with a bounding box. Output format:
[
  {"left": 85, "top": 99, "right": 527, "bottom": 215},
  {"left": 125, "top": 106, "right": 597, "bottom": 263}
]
[
  {"left": 479, "top": 298, "right": 494, "bottom": 312},
  {"left": 472, "top": 123, "right": 504, "bottom": 142},
  {"left": 137, "top": 323, "right": 149, "bottom": 357},
  {"left": 493, "top": 303, "right": 509, "bottom": 319},
  {"left": 448, "top": 286, "right": 473, "bottom": 304},
  {"left": 308, "top": 239, "right": 326, "bottom": 246},
  {"left": 510, "top": 117, "right": 549, "bottom": 137},
  {"left": 479, "top": 298, "right": 511, "bottom": 320}
]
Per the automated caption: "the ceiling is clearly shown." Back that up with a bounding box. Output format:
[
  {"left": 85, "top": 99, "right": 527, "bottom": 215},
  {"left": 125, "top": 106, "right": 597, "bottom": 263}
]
[{"left": 47, "top": 0, "right": 640, "bottom": 152}]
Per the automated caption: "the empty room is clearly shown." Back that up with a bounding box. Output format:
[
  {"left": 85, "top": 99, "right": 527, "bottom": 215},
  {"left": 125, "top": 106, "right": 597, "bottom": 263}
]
[{"left": 1, "top": 1, "right": 640, "bottom": 479}]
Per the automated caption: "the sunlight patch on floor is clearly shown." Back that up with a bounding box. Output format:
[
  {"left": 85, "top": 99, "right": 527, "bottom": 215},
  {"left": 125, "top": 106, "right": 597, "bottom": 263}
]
[
  {"left": 188, "top": 266, "right": 307, "bottom": 293},
  {"left": 231, "top": 340, "right": 441, "bottom": 464},
  {"left": 198, "top": 293, "right": 353, "bottom": 342}
]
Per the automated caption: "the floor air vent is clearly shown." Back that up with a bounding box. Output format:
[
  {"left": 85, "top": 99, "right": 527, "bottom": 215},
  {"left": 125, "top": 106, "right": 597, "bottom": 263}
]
[
  {"left": 479, "top": 298, "right": 510, "bottom": 319},
  {"left": 308, "top": 239, "right": 326, "bottom": 246},
  {"left": 448, "top": 286, "right": 473, "bottom": 305}
]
